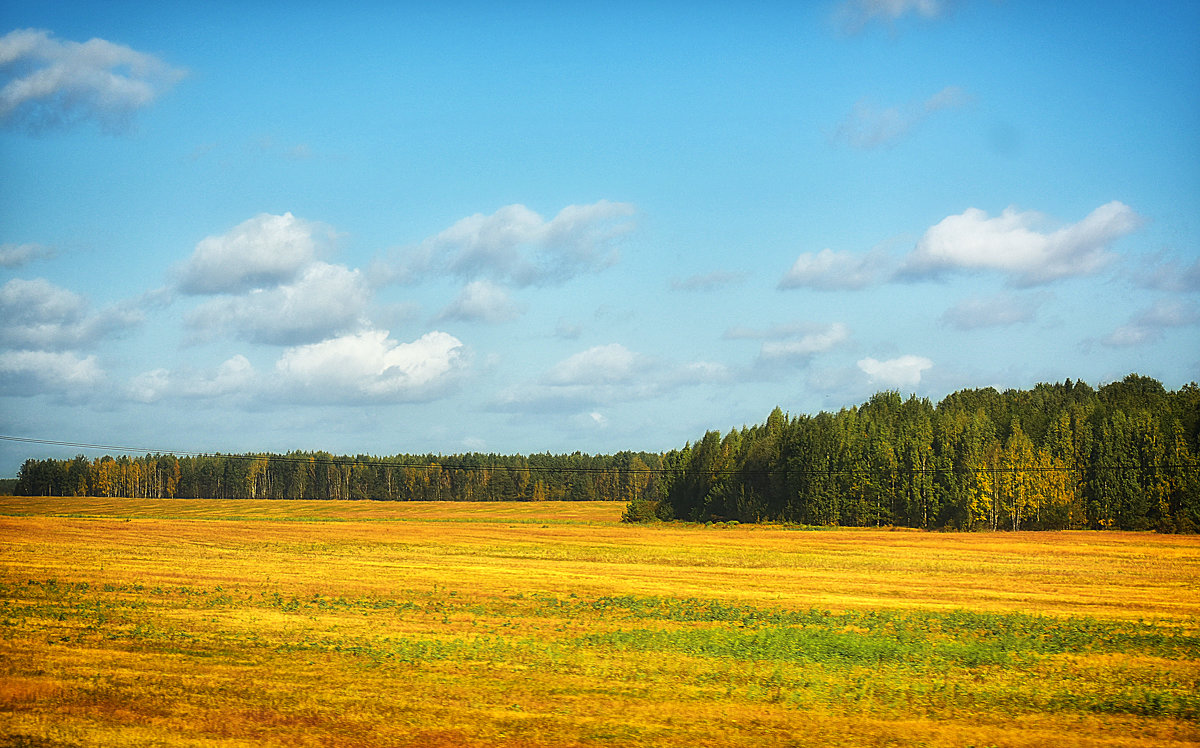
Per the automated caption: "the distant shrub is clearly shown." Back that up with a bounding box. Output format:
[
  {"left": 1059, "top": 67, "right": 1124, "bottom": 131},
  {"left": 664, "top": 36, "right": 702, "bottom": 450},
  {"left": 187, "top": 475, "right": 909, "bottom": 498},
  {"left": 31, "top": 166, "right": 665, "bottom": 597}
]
[{"left": 621, "top": 498, "right": 664, "bottom": 523}]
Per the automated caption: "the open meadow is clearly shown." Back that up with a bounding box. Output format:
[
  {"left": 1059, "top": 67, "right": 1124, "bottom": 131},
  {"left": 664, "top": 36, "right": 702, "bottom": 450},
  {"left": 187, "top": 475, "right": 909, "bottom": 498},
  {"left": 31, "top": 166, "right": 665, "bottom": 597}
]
[{"left": 1, "top": 497, "right": 1198, "bottom": 747}]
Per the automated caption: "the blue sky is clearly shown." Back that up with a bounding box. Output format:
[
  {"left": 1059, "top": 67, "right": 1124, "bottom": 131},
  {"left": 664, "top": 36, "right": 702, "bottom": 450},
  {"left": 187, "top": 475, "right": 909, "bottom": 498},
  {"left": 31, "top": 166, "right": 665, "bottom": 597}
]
[{"left": 2, "top": 1, "right": 1198, "bottom": 474}]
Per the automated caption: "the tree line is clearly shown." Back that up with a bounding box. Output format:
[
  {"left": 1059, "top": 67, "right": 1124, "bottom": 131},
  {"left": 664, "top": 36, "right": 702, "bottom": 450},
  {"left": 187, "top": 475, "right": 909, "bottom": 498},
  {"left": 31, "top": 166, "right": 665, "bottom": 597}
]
[
  {"left": 13, "top": 449, "right": 664, "bottom": 504},
  {"left": 12, "top": 374, "right": 1200, "bottom": 532},
  {"left": 642, "top": 374, "right": 1199, "bottom": 532}
]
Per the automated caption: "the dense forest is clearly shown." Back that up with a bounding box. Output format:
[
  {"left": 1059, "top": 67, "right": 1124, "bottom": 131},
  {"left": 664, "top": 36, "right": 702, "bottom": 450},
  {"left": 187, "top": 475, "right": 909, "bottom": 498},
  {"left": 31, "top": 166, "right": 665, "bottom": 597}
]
[
  {"left": 644, "top": 374, "right": 1200, "bottom": 533},
  {"left": 11, "top": 374, "right": 1200, "bottom": 532}
]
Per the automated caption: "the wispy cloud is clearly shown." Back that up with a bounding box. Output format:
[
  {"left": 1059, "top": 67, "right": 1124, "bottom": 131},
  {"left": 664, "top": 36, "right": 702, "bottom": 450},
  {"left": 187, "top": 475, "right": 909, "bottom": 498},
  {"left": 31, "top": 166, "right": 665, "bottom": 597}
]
[
  {"left": 400, "top": 201, "right": 636, "bottom": 287},
  {"left": 940, "top": 291, "right": 1051, "bottom": 330},
  {"left": 492, "top": 344, "right": 727, "bottom": 413},
  {"left": 836, "top": 0, "right": 951, "bottom": 34},
  {"left": 727, "top": 322, "right": 853, "bottom": 379},
  {"left": 0, "top": 242, "right": 53, "bottom": 267},
  {"left": 779, "top": 248, "right": 891, "bottom": 290},
  {"left": 1135, "top": 255, "right": 1200, "bottom": 293},
  {"left": 833, "top": 86, "right": 970, "bottom": 150},
  {"left": 757, "top": 323, "right": 851, "bottom": 363},
  {"left": 0, "top": 28, "right": 185, "bottom": 133},
  {"left": 901, "top": 201, "right": 1142, "bottom": 286},
  {"left": 1100, "top": 299, "right": 1199, "bottom": 348}
]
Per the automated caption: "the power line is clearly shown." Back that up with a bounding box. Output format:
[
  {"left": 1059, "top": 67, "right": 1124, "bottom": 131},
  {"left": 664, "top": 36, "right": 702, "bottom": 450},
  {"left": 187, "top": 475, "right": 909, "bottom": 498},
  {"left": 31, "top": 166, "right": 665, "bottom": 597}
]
[{"left": 0, "top": 434, "right": 213, "bottom": 458}]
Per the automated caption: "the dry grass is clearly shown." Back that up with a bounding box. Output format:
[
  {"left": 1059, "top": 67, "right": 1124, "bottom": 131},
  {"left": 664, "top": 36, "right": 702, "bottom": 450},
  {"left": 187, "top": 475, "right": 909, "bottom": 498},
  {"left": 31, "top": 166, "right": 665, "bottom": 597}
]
[{"left": 1, "top": 497, "right": 1198, "bottom": 747}]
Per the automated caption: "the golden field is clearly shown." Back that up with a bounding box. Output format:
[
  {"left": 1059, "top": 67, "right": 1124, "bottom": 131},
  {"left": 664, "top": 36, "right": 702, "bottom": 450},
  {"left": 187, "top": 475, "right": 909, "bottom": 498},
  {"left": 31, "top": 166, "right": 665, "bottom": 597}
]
[{"left": 1, "top": 497, "right": 1197, "bottom": 747}]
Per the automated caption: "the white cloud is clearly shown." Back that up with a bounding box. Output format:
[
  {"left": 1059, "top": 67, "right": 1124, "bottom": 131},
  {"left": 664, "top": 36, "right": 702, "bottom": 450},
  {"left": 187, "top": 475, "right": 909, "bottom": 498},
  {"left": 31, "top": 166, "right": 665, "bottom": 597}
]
[
  {"left": 544, "top": 344, "right": 637, "bottom": 386},
  {"left": 185, "top": 262, "right": 368, "bottom": 345},
  {"left": 1101, "top": 299, "right": 1199, "bottom": 348},
  {"left": 1139, "top": 299, "right": 1199, "bottom": 327},
  {"left": 726, "top": 321, "right": 852, "bottom": 371},
  {"left": 760, "top": 323, "right": 850, "bottom": 360},
  {"left": 175, "top": 213, "right": 370, "bottom": 347},
  {"left": 903, "top": 201, "right": 1142, "bottom": 286},
  {"left": 1099, "top": 325, "right": 1156, "bottom": 348},
  {"left": 274, "top": 329, "right": 465, "bottom": 402},
  {"left": 0, "top": 349, "right": 104, "bottom": 395},
  {"left": 0, "top": 28, "right": 185, "bottom": 132},
  {"left": 0, "top": 277, "right": 141, "bottom": 349},
  {"left": 940, "top": 291, "right": 1050, "bottom": 329},
  {"left": 833, "top": 86, "right": 969, "bottom": 150},
  {"left": 858, "top": 355, "right": 933, "bottom": 389},
  {"left": 437, "top": 280, "right": 522, "bottom": 323},
  {"left": 178, "top": 213, "right": 334, "bottom": 295},
  {"left": 779, "top": 248, "right": 888, "bottom": 290},
  {"left": 127, "top": 368, "right": 169, "bottom": 404},
  {"left": 408, "top": 200, "right": 636, "bottom": 286},
  {"left": 129, "top": 355, "right": 254, "bottom": 403},
  {"left": 0, "top": 242, "right": 52, "bottom": 267},
  {"left": 0, "top": 277, "right": 83, "bottom": 328}
]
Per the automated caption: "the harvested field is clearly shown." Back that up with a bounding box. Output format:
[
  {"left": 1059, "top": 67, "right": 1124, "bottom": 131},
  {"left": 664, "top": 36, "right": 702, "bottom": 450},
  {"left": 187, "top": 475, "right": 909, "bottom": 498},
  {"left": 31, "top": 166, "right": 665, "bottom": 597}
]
[{"left": 1, "top": 497, "right": 1197, "bottom": 746}]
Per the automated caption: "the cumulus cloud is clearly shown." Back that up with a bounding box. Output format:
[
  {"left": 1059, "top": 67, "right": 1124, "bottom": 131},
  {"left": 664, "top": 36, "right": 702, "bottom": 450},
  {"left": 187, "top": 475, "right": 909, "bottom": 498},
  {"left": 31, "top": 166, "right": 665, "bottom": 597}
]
[
  {"left": 0, "top": 349, "right": 104, "bottom": 395},
  {"left": 0, "top": 28, "right": 185, "bottom": 132},
  {"left": 0, "top": 277, "right": 141, "bottom": 349},
  {"left": 177, "top": 213, "right": 334, "bottom": 295},
  {"left": 0, "top": 242, "right": 53, "bottom": 267},
  {"left": 274, "top": 329, "right": 465, "bottom": 403},
  {"left": 174, "top": 213, "right": 374, "bottom": 346},
  {"left": 858, "top": 355, "right": 933, "bottom": 389},
  {"left": 940, "top": 291, "right": 1051, "bottom": 330},
  {"left": 405, "top": 200, "right": 636, "bottom": 286},
  {"left": 1100, "top": 299, "right": 1199, "bottom": 348},
  {"left": 833, "top": 86, "right": 969, "bottom": 150},
  {"left": 437, "top": 280, "right": 522, "bottom": 323},
  {"left": 184, "top": 262, "right": 369, "bottom": 345},
  {"left": 129, "top": 355, "right": 254, "bottom": 403},
  {"left": 779, "top": 248, "right": 890, "bottom": 290},
  {"left": 902, "top": 201, "right": 1142, "bottom": 286}
]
